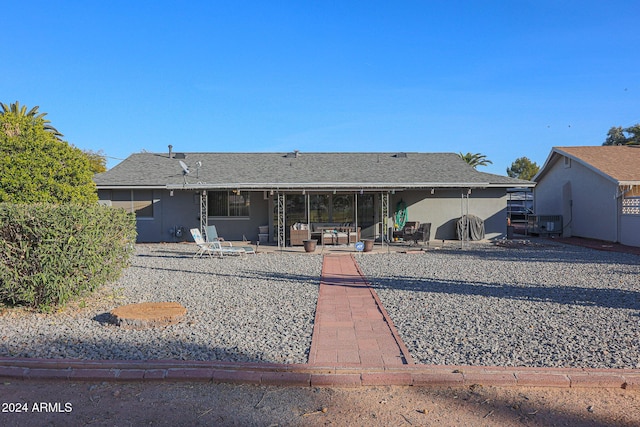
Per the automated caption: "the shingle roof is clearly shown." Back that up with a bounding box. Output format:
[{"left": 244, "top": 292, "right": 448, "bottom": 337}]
[
  {"left": 541, "top": 146, "right": 640, "bottom": 183},
  {"left": 94, "top": 152, "right": 532, "bottom": 189}
]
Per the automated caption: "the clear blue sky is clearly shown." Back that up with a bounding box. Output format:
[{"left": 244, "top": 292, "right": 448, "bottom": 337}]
[{"left": 3, "top": 1, "right": 639, "bottom": 175}]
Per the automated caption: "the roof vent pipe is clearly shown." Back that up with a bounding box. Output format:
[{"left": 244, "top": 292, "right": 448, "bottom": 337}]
[{"left": 168, "top": 145, "right": 174, "bottom": 159}]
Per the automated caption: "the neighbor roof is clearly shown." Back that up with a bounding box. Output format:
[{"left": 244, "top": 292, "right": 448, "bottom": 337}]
[
  {"left": 94, "top": 151, "right": 533, "bottom": 190},
  {"left": 535, "top": 146, "right": 640, "bottom": 185}
]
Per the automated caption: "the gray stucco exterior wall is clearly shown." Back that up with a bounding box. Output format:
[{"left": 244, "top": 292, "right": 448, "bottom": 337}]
[
  {"left": 620, "top": 214, "right": 640, "bottom": 247},
  {"left": 99, "top": 188, "right": 510, "bottom": 243},
  {"left": 535, "top": 158, "right": 618, "bottom": 242},
  {"left": 392, "top": 188, "right": 507, "bottom": 241},
  {"left": 98, "top": 189, "right": 271, "bottom": 243}
]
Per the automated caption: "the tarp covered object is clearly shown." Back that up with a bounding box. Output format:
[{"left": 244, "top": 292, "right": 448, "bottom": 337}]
[{"left": 457, "top": 214, "right": 485, "bottom": 241}]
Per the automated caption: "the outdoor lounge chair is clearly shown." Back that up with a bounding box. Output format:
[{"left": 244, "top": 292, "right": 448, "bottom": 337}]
[
  {"left": 190, "top": 228, "right": 219, "bottom": 258},
  {"left": 402, "top": 222, "right": 431, "bottom": 246},
  {"left": 401, "top": 221, "right": 420, "bottom": 241},
  {"left": 206, "top": 225, "right": 224, "bottom": 242},
  {"left": 206, "top": 224, "right": 256, "bottom": 255},
  {"left": 209, "top": 240, "right": 247, "bottom": 257},
  {"left": 190, "top": 228, "right": 246, "bottom": 258}
]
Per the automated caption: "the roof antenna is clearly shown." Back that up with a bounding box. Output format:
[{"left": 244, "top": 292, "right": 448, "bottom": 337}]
[{"left": 179, "top": 160, "right": 190, "bottom": 184}]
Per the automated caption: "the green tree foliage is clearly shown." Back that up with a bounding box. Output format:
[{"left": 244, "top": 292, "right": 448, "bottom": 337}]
[
  {"left": 83, "top": 149, "right": 108, "bottom": 173},
  {"left": 603, "top": 124, "right": 640, "bottom": 145},
  {"left": 0, "top": 203, "right": 136, "bottom": 310},
  {"left": 0, "top": 101, "right": 97, "bottom": 203},
  {"left": 458, "top": 152, "right": 493, "bottom": 169},
  {"left": 507, "top": 157, "right": 540, "bottom": 181}
]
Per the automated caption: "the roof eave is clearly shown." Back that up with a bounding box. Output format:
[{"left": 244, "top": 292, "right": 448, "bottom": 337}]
[
  {"left": 164, "top": 181, "right": 523, "bottom": 191},
  {"left": 538, "top": 147, "right": 640, "bottom": 184},
  {"left": 95, "top": 185, "right": 167, "bottom": 190}
]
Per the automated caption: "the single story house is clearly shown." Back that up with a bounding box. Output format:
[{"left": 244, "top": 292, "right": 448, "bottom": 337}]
[
  {"left": 93, "top": 150, "right": 534, "bottom": 244},
  {"left": 533, "top": 146, "right": 640, "bottom": 247}
]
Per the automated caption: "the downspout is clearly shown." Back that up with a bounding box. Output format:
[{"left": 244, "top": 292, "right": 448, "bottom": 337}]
[
  {"left": 616, "top": 188, "right": 621, "bottom": 244},
  {"left": 354, "top": 191, "right": 358, "bottom": 242}
]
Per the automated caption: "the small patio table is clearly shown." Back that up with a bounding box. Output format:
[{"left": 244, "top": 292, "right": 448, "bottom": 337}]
[{"left": 318, "top": 226, "right": 353, "bottom": 246}]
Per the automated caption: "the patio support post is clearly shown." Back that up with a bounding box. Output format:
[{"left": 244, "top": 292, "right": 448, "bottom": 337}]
[
  {"left": 306, "top": 193, "right": 311, "bottom": 238},
  {"left": 277, "top": 192, "right": 286, "bottom": 249},
  {"left": 460, "top": 189, "right": 470, "bottom": 249},
  {"left": 200, "top": 190, "right": 208, "bottom": 240},
  {"left": 381, "top": 191, "right": 389, "bottom": 249},
  {"left": 354, "top": 192, "right": 358, "bottom": 241}
]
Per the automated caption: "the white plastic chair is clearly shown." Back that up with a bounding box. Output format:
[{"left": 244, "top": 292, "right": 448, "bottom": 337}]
[{"left": 190, "top": 228, "right": 218, "bottom": 258}]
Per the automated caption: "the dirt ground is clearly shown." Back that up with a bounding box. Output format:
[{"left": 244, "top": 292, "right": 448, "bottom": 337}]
[{"left": 1, "top": 380, "right": 638, "bottom": 426}]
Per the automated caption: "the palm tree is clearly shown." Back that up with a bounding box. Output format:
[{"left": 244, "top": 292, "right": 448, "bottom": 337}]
[
  {"left": 458, "top": 152, "right": 493, "bottom": 169},
  {"left": 1, "top": 101, "right": 63, "bottom": 140}
]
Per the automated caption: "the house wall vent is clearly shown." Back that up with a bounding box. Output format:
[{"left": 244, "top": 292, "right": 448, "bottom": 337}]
[{"left": 394, "top": 152, "right": 408, "bottom": 158}]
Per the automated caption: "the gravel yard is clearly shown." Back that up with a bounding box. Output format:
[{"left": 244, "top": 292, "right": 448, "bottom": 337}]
[
  {"left": 0, "top": 245, "right": 322, "bottom": 364},
  {"left": 357, "top": 241, "right": 640, "bottom": 369},
  {"left": 1, "top": 240, "right": 638, "bottom": 369}
]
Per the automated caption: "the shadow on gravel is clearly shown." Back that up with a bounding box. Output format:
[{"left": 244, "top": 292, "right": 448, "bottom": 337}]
[
  {"left": 432, "top": 243, "right": 640, "bottom": 266},
  {"left": 21, "top": 332, "right": 271, "bottom": 364},
  {"left": 126, "top": 264, "right": 322, "bottom": 286},
  {"left": 93, "top": 312, "right": 116, "bottom": 324},
  {"left": 136, "top": 252, "right": 193, "bottom": 259},
  {"left": 368, "top": 276, "right": 640, "bottom": 311}
]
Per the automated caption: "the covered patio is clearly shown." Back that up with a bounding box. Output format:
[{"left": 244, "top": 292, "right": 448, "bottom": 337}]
[{"left": 179, "top": 187, "right": 396, "bottom": 250}]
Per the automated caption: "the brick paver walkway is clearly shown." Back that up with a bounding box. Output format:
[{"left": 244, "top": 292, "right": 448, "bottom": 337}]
[{"left": 308, "top": 254, "right": 412, "bottom": 367}]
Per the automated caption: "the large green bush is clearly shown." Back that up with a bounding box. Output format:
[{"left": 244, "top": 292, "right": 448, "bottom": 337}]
[{"left": 0, "top": 203, "right": 137, "bottom": 311}]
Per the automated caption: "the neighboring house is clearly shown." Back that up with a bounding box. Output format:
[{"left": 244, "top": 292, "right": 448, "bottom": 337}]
[
  {"left": 533, "top": 146, "right": 640, "bottom": 247},
  {"left": 93, "top": 150, "right": 533, "bottom": 244}
]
